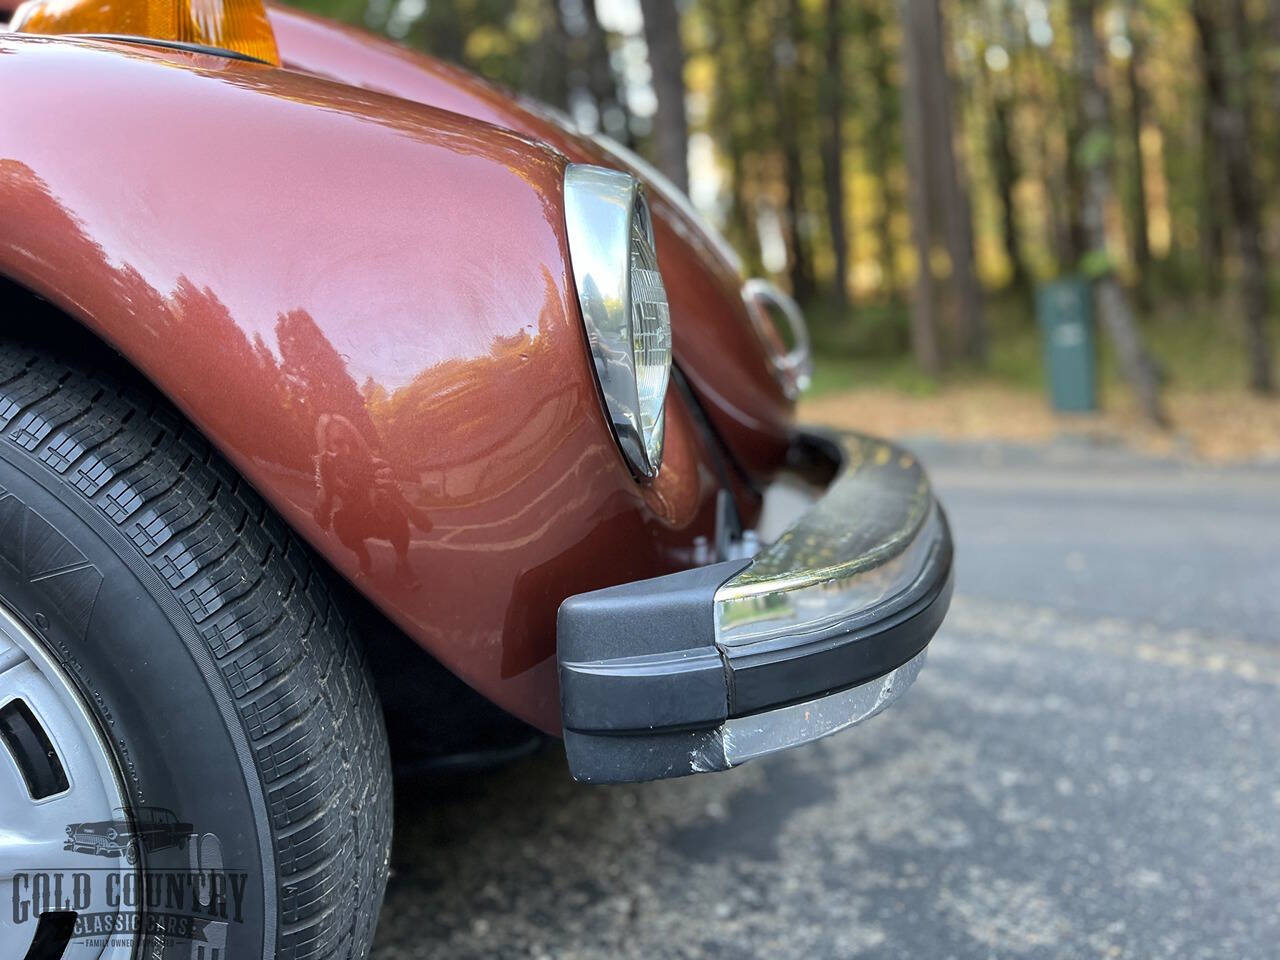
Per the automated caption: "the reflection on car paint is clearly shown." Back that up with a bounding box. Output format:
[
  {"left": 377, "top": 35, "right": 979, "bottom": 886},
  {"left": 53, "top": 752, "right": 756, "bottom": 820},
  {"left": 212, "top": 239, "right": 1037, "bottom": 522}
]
[
  {"left": 314, "top": 413, "right": 431, "bottom": 585},
  {"left": 0, "top": 42, "right": 730, "bottom": 731},
  {"left": 266, "top": 5, "right": 795, "bottom": 482}
]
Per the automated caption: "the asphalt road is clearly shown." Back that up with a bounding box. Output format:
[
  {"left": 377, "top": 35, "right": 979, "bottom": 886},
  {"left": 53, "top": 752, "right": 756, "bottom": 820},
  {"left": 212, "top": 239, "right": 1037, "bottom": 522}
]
[{"left": 371, "top": 440, "right": 1280, "bottom": 960}]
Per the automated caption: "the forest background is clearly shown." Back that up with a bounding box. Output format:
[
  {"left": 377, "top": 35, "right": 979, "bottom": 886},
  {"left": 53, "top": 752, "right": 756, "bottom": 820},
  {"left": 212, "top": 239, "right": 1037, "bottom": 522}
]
[{"left": 293, "top": 0, "right": 1280, "bottom": 457}]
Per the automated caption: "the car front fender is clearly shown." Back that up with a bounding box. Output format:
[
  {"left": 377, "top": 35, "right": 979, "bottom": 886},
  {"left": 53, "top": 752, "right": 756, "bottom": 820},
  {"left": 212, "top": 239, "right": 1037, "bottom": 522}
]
[
  {"left": 266, "top": 5, "right": 796, "bottom": 483},
  {"left": 0, "top": 36, "right": 725, "bottom": 732}
]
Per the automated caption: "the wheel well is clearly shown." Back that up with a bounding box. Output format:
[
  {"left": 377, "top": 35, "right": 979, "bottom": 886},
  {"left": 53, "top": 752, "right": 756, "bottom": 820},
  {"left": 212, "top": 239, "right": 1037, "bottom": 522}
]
[
  {"left": 0, "top": 274, "right": 148, "bottom": 386},
  {"left": 0, "top": 272, "right": 542, "bottom": 773}
]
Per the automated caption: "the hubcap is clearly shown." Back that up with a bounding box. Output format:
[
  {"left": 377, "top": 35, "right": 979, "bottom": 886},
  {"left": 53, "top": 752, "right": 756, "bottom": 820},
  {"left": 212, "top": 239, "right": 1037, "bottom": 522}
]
[{"left": 0, "top": 604, "right": 138, "bottom": 960}]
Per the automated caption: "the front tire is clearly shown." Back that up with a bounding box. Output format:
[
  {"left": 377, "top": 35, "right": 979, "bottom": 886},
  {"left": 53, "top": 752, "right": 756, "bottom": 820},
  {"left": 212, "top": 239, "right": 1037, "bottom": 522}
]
[{"left": 0, "top": 337, "right": 392, "bottom": 960}]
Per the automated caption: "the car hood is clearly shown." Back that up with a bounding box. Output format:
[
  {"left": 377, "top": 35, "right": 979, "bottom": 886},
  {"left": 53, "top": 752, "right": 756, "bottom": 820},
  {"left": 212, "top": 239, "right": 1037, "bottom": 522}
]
[{"left": 266, "top": 4, "right": 794, "bottom": 483}]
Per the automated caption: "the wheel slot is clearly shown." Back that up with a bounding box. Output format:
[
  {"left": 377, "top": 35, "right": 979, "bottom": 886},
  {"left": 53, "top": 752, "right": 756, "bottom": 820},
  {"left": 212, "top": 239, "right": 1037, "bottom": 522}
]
[
  {"left": 22, "top": 911, "right": 77, "bottom": 960},
  {"left": 0, "top": 699, "right": 69, "bottom": 799}
]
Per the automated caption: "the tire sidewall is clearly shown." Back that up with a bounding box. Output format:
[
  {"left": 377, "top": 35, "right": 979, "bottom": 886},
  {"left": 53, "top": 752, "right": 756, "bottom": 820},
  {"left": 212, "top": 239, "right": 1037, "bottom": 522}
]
[{"left": 0, "top": 446, "right": 274, "bottom": 959}]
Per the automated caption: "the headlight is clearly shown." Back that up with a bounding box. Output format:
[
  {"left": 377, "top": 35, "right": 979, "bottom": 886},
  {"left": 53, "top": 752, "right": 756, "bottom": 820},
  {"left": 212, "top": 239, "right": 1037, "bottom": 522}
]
[{"left": 564, "top": 164, "right": 673, "bottom": 479}]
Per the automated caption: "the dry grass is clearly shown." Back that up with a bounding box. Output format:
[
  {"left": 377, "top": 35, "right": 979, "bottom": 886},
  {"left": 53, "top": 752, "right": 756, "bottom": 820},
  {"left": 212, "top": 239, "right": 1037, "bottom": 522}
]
[{"left": 800, "top": 384, "right": 1280, "bottom": 463}]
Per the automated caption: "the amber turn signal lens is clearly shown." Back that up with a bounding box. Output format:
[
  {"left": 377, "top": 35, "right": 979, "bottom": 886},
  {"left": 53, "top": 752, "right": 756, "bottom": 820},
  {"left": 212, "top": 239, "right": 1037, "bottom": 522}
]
[{"left": 10, "top": 0, "right": 281, "bottom": 65}]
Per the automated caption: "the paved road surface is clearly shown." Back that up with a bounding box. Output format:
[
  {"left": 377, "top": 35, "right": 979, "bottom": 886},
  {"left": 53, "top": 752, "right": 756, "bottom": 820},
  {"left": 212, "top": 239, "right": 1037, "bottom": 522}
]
[{"left": 372, "top": 441, "right": 1280, "bottom": 959}]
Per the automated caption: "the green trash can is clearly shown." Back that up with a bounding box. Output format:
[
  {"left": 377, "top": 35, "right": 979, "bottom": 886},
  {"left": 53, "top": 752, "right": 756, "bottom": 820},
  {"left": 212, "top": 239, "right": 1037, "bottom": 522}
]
[{"left": 1036, "top": 277, "right": 1097, "bottom": 412}]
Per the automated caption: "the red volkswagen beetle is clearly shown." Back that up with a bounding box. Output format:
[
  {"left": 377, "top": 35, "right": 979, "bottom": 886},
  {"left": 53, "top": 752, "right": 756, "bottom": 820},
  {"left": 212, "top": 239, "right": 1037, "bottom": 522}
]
[{"left": 0, "top": 1, "right": 953, "bottom": 957}]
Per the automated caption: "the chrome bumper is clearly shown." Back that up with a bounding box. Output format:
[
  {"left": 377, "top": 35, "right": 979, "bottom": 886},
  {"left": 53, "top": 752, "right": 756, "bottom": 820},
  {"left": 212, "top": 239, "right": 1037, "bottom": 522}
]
[{"left": 557, "top": 430, "right": 953, "bottom": 783}]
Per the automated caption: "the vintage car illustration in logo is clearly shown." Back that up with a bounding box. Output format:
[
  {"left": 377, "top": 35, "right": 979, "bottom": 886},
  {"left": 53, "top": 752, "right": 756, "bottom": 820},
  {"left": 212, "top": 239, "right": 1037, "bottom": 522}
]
[{"left": 64, "top": 806, "right": 195, "bottom": 864}]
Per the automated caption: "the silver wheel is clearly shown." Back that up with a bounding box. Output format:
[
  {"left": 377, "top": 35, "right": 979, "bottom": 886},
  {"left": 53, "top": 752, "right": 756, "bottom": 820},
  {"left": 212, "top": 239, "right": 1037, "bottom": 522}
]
[{"left": 0, "top": 604, "right": 138, "bottom": 960}]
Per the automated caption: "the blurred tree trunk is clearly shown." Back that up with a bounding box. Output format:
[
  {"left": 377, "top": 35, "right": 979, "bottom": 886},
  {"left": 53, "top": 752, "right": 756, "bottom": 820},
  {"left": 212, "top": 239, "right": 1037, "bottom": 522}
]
[
  {"left": 900, "top": 0, "right": 983, "bottom": 366},
  {"left": 926, "top": 2, "right": 984, "bottom": 363},
  {"left": 1196, "top": 15, "right": 1227, "bottom": 297},
  {"left": 1070, "top": 0, "right": 1166, "bottom": 425},
  {"left": 869, "top": 0, "right": 899, "bottom": 297},
  {"left": 898, "top": 0, "right": 942, "bottom": 374},
  {"left": 639, "top": 0, "right": 690, "bottom": 192},
  {"left": 1033, "top": 50, "right": 1075, "bottom": 274},
  {"left": 1272, "top": 1, "right": 1280, "bottom": 123},
  {"left": 1124, "top": 3, "right": 1152, "bottom": 309},
  {"left": 1228, "top": 0, "right": 1274, "bottom": 394},
  {"left": 527, "top": 0, "right": 571, "bottom": 111},
  {"left": 1040, "top": 120, "right": 1070, "bottom": 275},
  {"left": 1057, "top": 66, "right": 1088, "bottom": 268},
  {"left": 1193, "top": 0, "right": 1275, "bottom": 393},
  {"left": 773, "top": 0, "right": 815, "bottom": 301},
  {"left": 582, "top": 0, "right": 630, "bottom": 143},
  {"left": 820, "top": 0, "right": 850, "bottom": 306},
  {"left": 708, "top": 0, "right": 753, "bottom": 255},
  {"left": 640, "top": 0, "right": 691, "bottom": 193},
  {"left": 427, "top": 8, "right": 465, "bottom": 64},
  {"left": 1271, "top": 2, "right": 1280, "bottom": 160},
  {"left": 989, "top": 88, "right": 1028, "bottom": 292}
]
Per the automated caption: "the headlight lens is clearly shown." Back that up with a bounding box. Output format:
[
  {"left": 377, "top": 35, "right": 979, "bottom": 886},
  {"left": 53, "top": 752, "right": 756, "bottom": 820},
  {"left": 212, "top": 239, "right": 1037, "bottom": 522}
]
[
  {"left": 627, "top": 198, "right": 672, "bottom": 468},
  {"left": 564, "top": 164, "right": 673, "bottom": 479}
]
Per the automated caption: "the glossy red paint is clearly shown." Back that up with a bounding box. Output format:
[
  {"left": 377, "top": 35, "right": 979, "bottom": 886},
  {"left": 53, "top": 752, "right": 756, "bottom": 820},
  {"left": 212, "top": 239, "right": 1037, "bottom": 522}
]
[
  {"left": 0, "top": 35, "right": 732, "bottom": 732},
  {"left": 266, "top": 4, "right": 795, "bottom": 483}
]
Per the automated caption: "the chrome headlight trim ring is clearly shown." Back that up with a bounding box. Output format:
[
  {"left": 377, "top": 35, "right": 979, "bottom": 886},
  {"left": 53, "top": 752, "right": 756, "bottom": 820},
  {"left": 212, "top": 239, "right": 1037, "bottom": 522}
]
[
  {"left": 564, "top": 163, "right": 673, "bottom": 479},
  {"left": 742, "top": 278, "right": 813, "bottom": 399}
]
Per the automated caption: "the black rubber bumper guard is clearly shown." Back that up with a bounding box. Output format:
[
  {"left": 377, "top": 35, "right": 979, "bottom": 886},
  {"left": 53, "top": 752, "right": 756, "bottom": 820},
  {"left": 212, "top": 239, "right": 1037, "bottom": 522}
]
[{"left": 557, "top": 429, "right": 954, "bottom": 783}]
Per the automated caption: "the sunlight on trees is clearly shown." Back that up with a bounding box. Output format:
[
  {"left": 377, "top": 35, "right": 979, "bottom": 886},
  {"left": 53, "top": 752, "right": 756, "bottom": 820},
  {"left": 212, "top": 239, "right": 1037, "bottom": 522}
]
[{"left": 289, "top": 0, "right": 1279, "bottom": 408}]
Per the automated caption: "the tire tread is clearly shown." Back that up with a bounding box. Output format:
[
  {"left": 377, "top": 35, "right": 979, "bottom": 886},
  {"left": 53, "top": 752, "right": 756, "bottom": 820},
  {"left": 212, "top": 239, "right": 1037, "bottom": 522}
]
[{"left": 0, "top": 344, "right": 392, "bottom": 960}]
